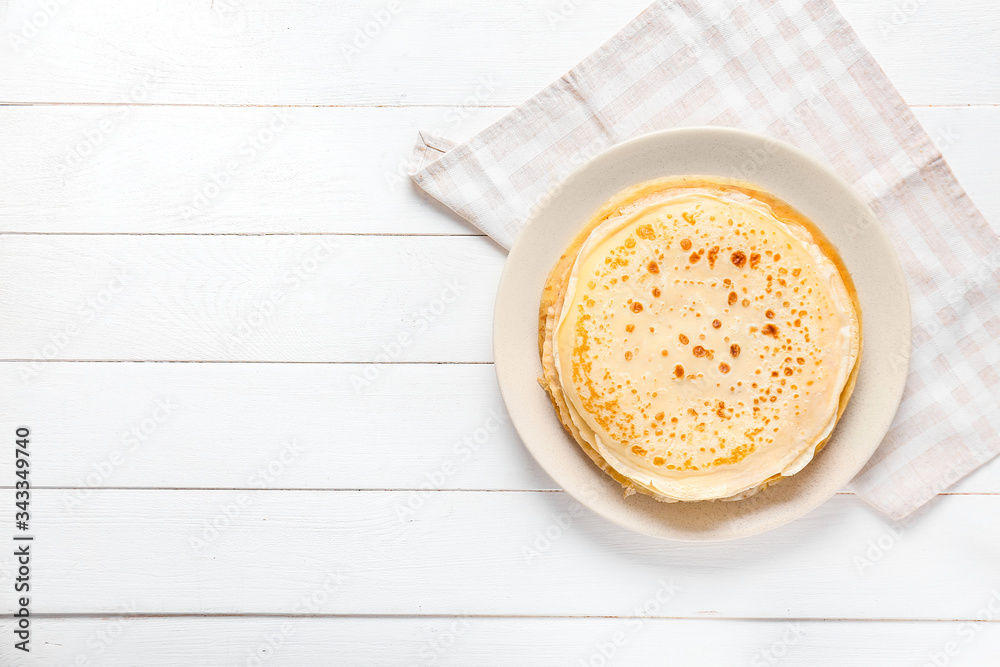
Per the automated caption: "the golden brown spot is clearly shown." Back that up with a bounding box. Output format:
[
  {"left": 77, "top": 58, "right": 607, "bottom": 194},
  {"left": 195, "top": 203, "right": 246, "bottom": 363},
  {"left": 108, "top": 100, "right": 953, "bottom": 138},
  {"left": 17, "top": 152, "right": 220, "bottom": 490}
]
[
  {"left": 728, "top": 291, "right": 738, "bottom": 306},
  {"left": 655, "top": 412, "right": 664, "bottom": 421},
  {"left": 624, "top": 236, "right": 636, "bottom": 248},
  {"left": 687, "top": 408, "right": 698, "bottom": 417},
  {"left": 792, "top": 268, "right": 801, "bottom": 276},
  {"left": 796, "top": 357, "right": 805, "bottom": 365},
  {"left": 692, "top": 345, "right": 707, "bottom": 358},
  {"left": 784, "top": 366, "right": 793, "bottom": 376},
  {"left": 712, "top": 441, "right": 756, "bottom": 467},
  {"left": 625, "top": 351, "right": 633, "bottom": 361},
  {"left": 679, "top": 334, "right": 689, "bottom": 345},
  {"left": 773, "top": 253, "right": 781, "bottom": 261},
  {"left": 661, "top": 349, "right": 669, "bottom": 357},
  {"left": 636, "top": 224, "right": 655, "bottom": 240},
  {"left": 631, "top": 445, "right": 648, "bottom": 456},
  {"left": 719, "top": 362, "right": 730, "bottom": 373},
  {"left": 652, "top": 287, "right": 661, "bottom": 298},
  {"left": 765, "top": 309, "right": 775, "bottom": 319},
  {"left": 625, "top": 324, "right": 634, "bottom": 333},
  {"left": 750, "top": 252, "right": 761, "bottom": 269},
  {"left": 712, "top": 319, "right": 721, "bottom": 329},
  {"left": 674, "top": 364, "right": 685, "bottom": 378},
  {"left": 689, "top": 252, "right": 700, "bottom": 264},
  {"left": 653, "top": 457, "right": 665, "bottom": 466},
  {"left": 631, "top": 302, "right": 644, "bottom": 313},
  {"left": 762, "top": 323, "right": 779, "bottom": 337},
  {"left": 679, "top": 238, "right": 692, "bottom": 251},
  {"left": 647, "top": 260, "right": 660, "bottom": 274},
  {"left": 742, "top": 298, "right": 750, "bottom": 307},
  {"left": 730, "top": 343, "right": 741, "bottom": 357},
  {"left": 731, "top": 251, "right": 747, "bottom": 268},
  {"left": 707, "top": 246, "right": 719, "bottom": 269}
]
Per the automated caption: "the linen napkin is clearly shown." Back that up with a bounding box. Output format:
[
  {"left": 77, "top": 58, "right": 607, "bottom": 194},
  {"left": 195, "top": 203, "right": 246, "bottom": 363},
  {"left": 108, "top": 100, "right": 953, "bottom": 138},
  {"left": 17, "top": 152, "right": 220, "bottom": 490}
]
[{"left": 408, "top": 0, "right": 1000, "bottom": 520}]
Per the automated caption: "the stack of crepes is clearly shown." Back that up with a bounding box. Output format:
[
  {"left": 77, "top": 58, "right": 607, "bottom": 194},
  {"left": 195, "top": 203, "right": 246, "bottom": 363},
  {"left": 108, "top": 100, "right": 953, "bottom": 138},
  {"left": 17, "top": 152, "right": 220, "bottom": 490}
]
[{"left": 539, "top": 177, "right": 861, "bottom": 502}]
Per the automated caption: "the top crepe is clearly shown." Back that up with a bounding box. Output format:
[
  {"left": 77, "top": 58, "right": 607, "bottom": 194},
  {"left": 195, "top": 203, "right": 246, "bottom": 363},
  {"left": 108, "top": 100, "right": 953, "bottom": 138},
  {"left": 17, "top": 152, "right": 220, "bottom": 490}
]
[{"left": 539, "top": 177, "right": 861, "bottom": 502}]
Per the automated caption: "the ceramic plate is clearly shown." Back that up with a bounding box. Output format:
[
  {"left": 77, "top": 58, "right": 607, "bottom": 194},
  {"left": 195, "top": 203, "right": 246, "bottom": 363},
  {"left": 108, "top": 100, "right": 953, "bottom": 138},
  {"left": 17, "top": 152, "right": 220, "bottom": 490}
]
[{"left": 493, "top": 127, "right": 910, "bottom": 541}]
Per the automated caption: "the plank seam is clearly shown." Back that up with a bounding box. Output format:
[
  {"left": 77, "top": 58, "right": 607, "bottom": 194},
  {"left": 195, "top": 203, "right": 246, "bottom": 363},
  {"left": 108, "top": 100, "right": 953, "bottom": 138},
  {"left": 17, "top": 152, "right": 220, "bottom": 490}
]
[
  {"left": 0, "top": 232, "right": 488, "bottom": 237},
  {"left": 3, "top": 487, "right": 992, "bottom": 496},
  {"left": 20, "top": 613, "right": 1000, "bottom": 622},
  {"left": 0, "top": 102, "right": 996, "bottom": 109},
  {"left": 0, "top": 360, "right": 496, "bottom": 365}
]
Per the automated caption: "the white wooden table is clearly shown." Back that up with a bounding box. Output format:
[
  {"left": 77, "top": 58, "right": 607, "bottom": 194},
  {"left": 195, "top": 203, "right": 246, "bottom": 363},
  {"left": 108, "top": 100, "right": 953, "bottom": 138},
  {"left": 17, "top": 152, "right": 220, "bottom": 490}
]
[{"left": 1, "top": 1, "right": 998, "bottom": 664}]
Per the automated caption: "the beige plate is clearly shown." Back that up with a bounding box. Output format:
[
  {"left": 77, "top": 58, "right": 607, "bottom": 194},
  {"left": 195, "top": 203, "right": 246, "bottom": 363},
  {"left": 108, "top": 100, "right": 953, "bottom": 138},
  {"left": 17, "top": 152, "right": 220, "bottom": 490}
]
[{"left": 494, "top": 127, "right": 911, "bottom": 541}]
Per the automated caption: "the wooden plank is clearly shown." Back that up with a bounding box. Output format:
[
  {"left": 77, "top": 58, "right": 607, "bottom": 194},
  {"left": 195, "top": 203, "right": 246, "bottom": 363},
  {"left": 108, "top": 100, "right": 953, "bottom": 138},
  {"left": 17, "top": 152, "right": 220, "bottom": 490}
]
[
  {"left": 0, "top": 105, "right": 996, "bottom": 235},
  {"left": 2, "top": 360, "right": 997, "bottom": 494},
  {"left": 836, "top": 0, "right": 1000, "bottom": 106},
  {"left": 0, "top": 0, "right": 996, "bottom": 106},
  {"left": 0, "top": 105, "right": 505, "bottom": 235},
  {"left": 0, "top": 0, "right": 652, "bottom": 105},
  {"left": 5, "top": 490, "right": 999, "bottom": 618},
  {"left": 5, "top": 616, "right": 1000, "bottom": 666},
  {"left": 0, "top": 361, "right": 553, "bottom": 492},
  {"left": 913, "top": 106, "right": 1000, "bottom": 228},
  {"left": 0, "top": 235, "right": 504, "bottom": 362}
]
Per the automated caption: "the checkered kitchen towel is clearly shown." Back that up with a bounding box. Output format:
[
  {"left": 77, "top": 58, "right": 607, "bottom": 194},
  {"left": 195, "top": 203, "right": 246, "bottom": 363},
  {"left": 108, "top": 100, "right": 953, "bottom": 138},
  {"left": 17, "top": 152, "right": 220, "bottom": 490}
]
[{"left": 408, "top": 0, "right": 1000, "bottom": 520}]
